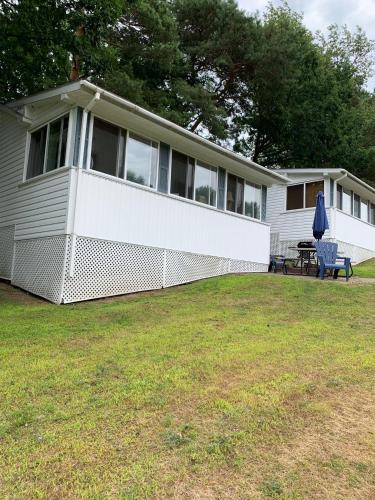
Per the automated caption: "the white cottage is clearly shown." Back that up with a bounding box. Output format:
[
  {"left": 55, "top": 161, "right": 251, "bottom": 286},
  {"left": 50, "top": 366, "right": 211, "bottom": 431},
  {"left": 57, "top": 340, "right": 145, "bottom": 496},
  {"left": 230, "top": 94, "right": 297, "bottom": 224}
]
[
  {"left": 267, "top": 168, "right": 375, "bottom": 263},
  {"left": 0, "top": 81, "right": 286, "bottom": 303}
]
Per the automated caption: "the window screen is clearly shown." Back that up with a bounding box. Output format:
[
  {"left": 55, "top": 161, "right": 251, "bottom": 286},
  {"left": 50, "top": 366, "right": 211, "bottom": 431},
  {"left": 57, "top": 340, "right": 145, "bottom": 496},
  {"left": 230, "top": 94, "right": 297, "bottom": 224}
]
[
  {"left": 170, "top": 151, "right": 194, "bottom": 199},
  {"left": 354, "top": 194, "right": 360, "bottom": 218},
  {"left": 90, "top": 118, "right": 119, "bottom": 176},
  {"left": 27, "top": 126, "right": 47, "bottom": 179},
  {"left": 287, "top": 184, "right": 304, "bottom": 210},
  {"left": 305, "top": 181, "right": 324, "bottom": 208}
]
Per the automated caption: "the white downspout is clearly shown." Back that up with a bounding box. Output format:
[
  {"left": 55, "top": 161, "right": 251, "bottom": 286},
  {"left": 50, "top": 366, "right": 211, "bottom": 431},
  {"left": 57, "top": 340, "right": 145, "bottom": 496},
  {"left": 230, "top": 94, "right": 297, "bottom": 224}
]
[
  {"left": 69, "top": 91, "right": 102, "bottom": 278},
  {"left": 332, "top": 171, "right": 348, "bottom": 241}
]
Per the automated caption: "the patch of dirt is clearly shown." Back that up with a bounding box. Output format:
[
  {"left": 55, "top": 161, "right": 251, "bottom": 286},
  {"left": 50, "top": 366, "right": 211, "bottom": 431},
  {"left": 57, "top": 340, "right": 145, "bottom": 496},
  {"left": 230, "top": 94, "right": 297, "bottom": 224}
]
[{"left": 0, "top": 281, "right": 44, "bottom": 305}]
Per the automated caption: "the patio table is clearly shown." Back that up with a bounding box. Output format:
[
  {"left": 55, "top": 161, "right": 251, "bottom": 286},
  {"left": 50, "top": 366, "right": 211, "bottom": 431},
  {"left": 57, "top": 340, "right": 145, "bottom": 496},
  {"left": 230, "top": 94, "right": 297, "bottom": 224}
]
[{"left": 287, "top": 247, "right": 317, "bottom": 275}]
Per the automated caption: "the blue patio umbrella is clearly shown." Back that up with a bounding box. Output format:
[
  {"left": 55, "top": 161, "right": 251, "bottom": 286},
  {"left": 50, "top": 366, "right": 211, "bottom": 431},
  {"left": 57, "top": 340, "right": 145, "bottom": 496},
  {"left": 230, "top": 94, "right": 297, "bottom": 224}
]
[{"left": 312, "top": 191, "right": 329, "bottom": 240}]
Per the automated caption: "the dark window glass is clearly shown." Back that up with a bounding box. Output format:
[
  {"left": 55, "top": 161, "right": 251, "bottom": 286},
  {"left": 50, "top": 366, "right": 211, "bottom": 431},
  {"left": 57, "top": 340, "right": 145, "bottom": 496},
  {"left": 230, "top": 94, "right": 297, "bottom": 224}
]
[
  {"left": 236, "top": 178, "right": 244, "bottom": 214},
  {"left": 170, "top": 151, "right": 194, "bottom": 199},
  {"left": 287, "top": 184, "right": 304, "bottom": 210},
  {"left": 305, "top": 181, "right": 324, "bottom": 208},
  {"left": 90, "top": 118, "right": 119, "bottom": 176},
  {"left": 354, "top": 194, "right": 360, "bottom": 218},
  {"left": 226, "top": 174, "right": 237, "bottom": 212},
  {"left": 27, "top": 126, "right": 47, "bottom": 179},
  {"left": 337, "top": 184, "right": 343, "bottom": 210},
  {"left": 126, "top": 132, "right": 158, "bottom": 188},
  {"left": 370, "top": 204, "right": 375, "bottom": 225}
]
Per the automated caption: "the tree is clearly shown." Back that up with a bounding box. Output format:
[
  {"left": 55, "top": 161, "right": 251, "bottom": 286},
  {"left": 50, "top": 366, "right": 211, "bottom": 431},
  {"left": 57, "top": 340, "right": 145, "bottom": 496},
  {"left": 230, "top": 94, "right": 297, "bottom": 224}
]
[{"left": 0, "top": 0, "right": 121, "bottom": 101}]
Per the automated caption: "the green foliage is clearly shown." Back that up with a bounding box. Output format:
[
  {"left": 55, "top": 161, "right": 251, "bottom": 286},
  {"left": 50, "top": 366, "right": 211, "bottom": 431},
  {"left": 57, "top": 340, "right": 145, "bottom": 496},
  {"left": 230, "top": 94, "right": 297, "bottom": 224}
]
[{"left": 1, "top": 0, "right": 375, "bottom": 181}]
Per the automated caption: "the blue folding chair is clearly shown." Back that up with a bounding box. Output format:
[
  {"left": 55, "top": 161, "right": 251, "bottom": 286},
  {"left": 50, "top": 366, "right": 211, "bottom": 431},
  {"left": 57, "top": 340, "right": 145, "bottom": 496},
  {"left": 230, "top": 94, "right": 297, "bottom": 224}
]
[{"left": 315, "top": 241, "right": 351, "bottom": 281}]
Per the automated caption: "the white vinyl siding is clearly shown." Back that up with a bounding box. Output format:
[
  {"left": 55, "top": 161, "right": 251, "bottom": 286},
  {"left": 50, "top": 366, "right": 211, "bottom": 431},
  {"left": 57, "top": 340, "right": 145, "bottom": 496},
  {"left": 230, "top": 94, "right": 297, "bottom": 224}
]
[{"left": 0, "top": 111, "right": 70, "bottom": 241}]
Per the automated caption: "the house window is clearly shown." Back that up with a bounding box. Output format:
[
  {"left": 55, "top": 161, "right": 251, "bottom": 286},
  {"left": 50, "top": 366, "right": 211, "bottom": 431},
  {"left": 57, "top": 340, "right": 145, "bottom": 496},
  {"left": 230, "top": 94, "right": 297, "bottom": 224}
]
[
  {"left": 90, "top": 118, "right": 124, "bottom": 177},
  {"left": 287, "top": 184, "right": 304, "bottom": 210},
  {"left": 305, "top": 181, "right": 324, "bottom": 208},
  {"left": 244, "top": 182, "right": 262, "bottom": 219},
  {"left": 370, "top": 204, "right": 375, "bottom": 225},
  {"left": 26, "top": 115, "right": 69, "bottom": 179},
  {"left": 126, "top": 133, "right": 158, "bottom": 188},
  {"left": 353, "top": 194, "right": 360, "bottom": 218},
  {"left": 342, "top": 188, "right": 352, "bottom": 214},
  {"left": 194, "top": 162, "right": 217, "bottom": 206},
  {"left": 360, "top": 199, "right": 369, "bottom": 222},
  {"left": 337, "top": 184, "right": 343, "bottom": 210},
  {"left": 226, "top": 174, "right": 245, "bottom": 214},
  {"left": 226, "top": 174, "right": 237, "bottom": 212},
  {"left": 170, "top": 151, "right": 194, "bottom": 199}
]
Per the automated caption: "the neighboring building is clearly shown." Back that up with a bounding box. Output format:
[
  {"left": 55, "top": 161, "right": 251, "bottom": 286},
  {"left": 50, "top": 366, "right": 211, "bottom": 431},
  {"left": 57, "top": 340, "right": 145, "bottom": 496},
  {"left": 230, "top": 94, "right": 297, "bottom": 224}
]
[
  {"left": 0, "top": 81, "right": 286, "bottom": 303},
  {"left": 267, "top": 168, "right": 375, "bottom": 263}
]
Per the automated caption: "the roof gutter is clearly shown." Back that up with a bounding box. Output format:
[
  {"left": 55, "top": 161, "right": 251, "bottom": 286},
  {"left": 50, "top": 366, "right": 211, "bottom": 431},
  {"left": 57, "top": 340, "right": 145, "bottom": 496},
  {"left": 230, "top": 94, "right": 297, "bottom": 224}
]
[{"left": 79, "top": 81, "right": 288, "bottom": 184}]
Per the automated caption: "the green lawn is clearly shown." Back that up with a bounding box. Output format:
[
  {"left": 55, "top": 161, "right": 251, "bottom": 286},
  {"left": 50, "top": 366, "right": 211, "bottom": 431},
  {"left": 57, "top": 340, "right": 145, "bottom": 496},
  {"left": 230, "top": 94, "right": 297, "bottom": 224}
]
[
  {"left": 1, "top": 271, "right": 375, "bottom": 498},
  {"left": 354, "top": 258, "right": 375, "bottom": 278}
]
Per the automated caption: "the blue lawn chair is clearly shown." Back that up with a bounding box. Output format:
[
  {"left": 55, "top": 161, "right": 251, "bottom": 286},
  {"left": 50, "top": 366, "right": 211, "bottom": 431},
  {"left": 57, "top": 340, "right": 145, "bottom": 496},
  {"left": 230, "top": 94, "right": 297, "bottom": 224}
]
[
  {"left": 315, "top": 241, "right": 351, "bottom": 281},
  {"left": 269, "top": 255, "right": 286, "bottom": 273}
]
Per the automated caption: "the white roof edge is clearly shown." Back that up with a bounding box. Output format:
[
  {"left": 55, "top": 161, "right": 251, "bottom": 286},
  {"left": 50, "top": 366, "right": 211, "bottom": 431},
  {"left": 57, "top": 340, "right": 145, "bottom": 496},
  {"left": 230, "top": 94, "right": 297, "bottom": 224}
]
[
  {"left": 6, "top": 79, "right": 287, "bottom": 184},
  {"left": 79, "top": 81, "right": 288, "bottom": 183}
]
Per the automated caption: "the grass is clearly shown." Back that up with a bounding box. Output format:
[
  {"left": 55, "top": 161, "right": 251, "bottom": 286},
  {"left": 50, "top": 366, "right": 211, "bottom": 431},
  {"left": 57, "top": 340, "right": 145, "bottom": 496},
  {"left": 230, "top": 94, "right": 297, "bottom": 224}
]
[
  {"left": 1, "top": 268, "right": 375, "bottom": 498},
  {"left": 353, "top": 258, "right": 375, "bottom": 278}
]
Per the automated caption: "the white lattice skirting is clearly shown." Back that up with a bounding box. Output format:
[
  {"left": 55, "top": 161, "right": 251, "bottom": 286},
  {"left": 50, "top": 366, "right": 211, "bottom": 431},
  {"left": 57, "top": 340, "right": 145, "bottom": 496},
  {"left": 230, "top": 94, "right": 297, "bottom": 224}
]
[{"left": 11, "top": 236, "right": 268, "bottom": 303}]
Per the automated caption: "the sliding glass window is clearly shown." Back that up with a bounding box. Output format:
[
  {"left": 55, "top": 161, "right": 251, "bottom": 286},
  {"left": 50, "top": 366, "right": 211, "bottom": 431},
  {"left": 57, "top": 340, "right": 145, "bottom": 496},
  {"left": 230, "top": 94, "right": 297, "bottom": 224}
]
[
  {"left": 170, "top": 151, "right": 194, "bottom": 199},
  {"left": 194, "top": 162, "right": 217, "bottom": 206},
  {"left": 27, "top": 114, "right": 69, "bottom": 180},
  {"left": 244, "top": 182, "right": 262, "bottom": 219},
  {"left": 370, "top": 204, "right": 375, "bottom": 225},
  {"left": 126, "top": 133, "right": 158, "bottom": 188}
]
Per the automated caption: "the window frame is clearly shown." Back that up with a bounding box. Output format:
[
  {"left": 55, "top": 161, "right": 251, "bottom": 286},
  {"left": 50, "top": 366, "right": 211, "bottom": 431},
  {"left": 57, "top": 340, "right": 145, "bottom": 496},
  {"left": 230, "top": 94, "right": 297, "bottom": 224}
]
[
  {"left": 194, "top": 160, "right": 218, "bottom": 208},
  {"left": 169, "top": 148, "right": 195, "bottom": 200},
  {"left": 225, "top": 171, "right": 263, "bottom": 221},
  {"left": 285, "top": 179, "right": 325, "bottom": 211},
  {"left": 86, "top": 114, "right": 160, "bottom": 190},
  {"left": 25, "top": 112, "right": 71, "bottom": 181}
]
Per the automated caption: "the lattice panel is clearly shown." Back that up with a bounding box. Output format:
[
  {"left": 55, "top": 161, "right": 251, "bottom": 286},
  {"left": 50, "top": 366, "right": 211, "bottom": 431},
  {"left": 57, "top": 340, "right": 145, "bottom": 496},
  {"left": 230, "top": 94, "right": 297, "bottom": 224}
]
[
  {"left": 335, "top": 240, "right": 375, "bottom": 264},
  {"left": 229, "top": 260, "right": 268, "bottom": 273},
  {"left": 164, "top": 250, "right": 229, "bottom": 288},
  {"left": 0, "top": 225, "right": 15, "bottom": 279},
  {"left": 270, "top": 232, "right": 280, "bottom": 255},
  {"left": 62, "top": 237, "right": 164, "bottom": 303},
  {"left": 12, "top": 236, "right": 66, "bottom": 303}
]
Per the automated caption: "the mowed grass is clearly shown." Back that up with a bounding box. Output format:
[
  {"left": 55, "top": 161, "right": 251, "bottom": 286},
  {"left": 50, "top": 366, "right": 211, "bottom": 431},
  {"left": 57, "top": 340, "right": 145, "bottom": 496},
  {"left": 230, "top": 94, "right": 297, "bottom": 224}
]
[
  {"left": 354, "top": 258, "right": 375, "bottom": 278},
  {"left": 1, "top": 271, "right": 375, "bottom": 499}
]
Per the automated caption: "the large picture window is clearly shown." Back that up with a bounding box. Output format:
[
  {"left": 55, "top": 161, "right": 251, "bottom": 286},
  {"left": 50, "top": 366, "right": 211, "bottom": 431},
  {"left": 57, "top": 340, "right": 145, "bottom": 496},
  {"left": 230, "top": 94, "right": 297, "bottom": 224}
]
[
  {"left": 194, "top": 162, "right": 217, "bottom": 206},
  {"left": 170, "top": 151, "right": 194, "bottom": 199},
  {"left": 353, "top": 194, "right": 361, "bottom": 218},
  {"left": 342, "top": 188, "right": 352, "bottom": 214},
  {"left": 244, "top": 182, "right": 262, "bottom": 219},
  {"left": 126, "top": 133, "right": 158, "bottom": 188},
  {"left": 226, "top": 174, "right": 244, "bottom": 214},
  {"left": 286, "top": 180, "right": 324, "bottom": 211},
  {"left": 26, "top": 115, "right": 69, "bottom": 179}
]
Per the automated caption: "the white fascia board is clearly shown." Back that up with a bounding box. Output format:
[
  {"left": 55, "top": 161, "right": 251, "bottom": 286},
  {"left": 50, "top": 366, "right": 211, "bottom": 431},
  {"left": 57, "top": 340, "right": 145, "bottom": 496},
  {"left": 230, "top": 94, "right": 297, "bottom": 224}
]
[{"left": 6, "top": 81, "right": 82, "bottom": 108}]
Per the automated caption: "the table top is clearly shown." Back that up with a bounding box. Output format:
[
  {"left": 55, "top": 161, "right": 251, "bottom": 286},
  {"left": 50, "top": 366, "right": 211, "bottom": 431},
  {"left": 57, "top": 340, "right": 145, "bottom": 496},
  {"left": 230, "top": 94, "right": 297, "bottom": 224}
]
[{"left": 288, "top": 247, "right": 316, "bottom": 251}]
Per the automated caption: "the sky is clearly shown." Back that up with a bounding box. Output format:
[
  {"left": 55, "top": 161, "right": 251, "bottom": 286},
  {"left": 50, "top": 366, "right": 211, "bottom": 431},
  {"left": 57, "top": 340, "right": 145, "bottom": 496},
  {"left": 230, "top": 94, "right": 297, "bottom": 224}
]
[{"left": 237, "top": 0, "right": 375, "bottom": 91}]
